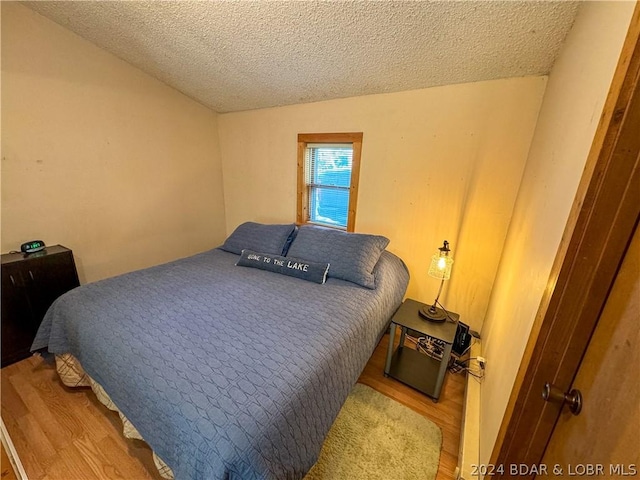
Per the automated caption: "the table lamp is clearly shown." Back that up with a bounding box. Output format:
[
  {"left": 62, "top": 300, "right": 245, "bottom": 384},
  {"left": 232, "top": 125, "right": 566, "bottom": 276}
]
[{"left": 419, "top": 240, "right": 454, "bottom": 322}]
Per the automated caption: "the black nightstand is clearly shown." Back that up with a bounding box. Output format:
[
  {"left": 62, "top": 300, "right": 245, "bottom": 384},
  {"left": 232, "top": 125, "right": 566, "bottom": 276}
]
[
  {"left": 1, "top": 245, "right": 80, "bottom": 367},
  {"left": 384, "top": 298, "right": 459, "bottom": 401}
]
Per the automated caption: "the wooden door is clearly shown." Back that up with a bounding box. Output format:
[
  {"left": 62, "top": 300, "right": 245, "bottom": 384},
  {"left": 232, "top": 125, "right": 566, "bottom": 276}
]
[{"left": 539, "top": 225, "right": 639, "bottom": 478}]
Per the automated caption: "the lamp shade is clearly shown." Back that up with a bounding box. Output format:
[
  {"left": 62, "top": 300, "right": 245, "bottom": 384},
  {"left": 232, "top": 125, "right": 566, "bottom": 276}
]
[
  {"left": 427, "top": 241, "right": 453, "bottom": 280},
  {"left": 420, "top": 240, "right": 455, "bottom": 322}
]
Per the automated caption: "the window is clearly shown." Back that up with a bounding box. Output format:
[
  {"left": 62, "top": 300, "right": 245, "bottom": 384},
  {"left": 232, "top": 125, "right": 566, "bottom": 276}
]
[{"left": 297, "top": 133, "right": 363, "bottom": 232}]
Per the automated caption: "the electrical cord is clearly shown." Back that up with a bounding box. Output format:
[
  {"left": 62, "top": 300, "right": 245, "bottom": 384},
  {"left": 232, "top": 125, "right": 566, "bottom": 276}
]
[
  {"left": 405, "top": 334, "right": 432, "bottom": 356},
  {"left": 405, "top": 327, "right": 484, "bottom": 380},
  {"left": 465, "top": 368, "right": 485, "bottom": 381},
  {"left": 454, "top": 356, "right": 479, "bottom": 365},
  {"left": 450, "top": 363, "right": 484, "bottom": 379},
  {"left": 404, "top": 334, "right": 444, "bottom": 361},
  {"left": 449, "top": 356, "right": 485, "bottom": 381}
]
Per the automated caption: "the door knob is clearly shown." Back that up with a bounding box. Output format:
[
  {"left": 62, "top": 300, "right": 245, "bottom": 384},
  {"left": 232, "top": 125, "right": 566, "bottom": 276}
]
[{"left": 542, "top": 382, "right": 582, "bottom": 415}]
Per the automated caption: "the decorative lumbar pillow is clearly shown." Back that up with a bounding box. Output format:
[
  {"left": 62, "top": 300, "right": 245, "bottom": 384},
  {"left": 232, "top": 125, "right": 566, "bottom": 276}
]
[
  {"left": 220, "top": 222, "right": 297, "bottom": 256},
  {"left": 286, "top": 225, "right": 390, "bottom": 289},
  {"left": 236, "top": 250, "right": 330, "bottom": 284}
]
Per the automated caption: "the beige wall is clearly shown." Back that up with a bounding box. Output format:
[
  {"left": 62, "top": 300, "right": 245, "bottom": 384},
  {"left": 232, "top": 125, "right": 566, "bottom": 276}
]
[
  {"left": 1, "top": 3, "right": 227, "bottom": 283},
  {"left": 218, "top": 78, "right": 546, "bottom": 331},
  {"left": 478, "top": 1, "right": 635, "bottom": 466}
]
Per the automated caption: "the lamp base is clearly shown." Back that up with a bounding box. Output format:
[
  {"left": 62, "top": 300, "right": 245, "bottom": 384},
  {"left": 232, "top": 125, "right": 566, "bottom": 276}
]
[{"left": 419, "top": 304, "right": 447, "bottom": 323}]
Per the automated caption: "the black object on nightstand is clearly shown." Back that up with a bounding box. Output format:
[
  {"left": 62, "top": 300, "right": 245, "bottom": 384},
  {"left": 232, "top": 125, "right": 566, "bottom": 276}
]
[
  {"left": 1, "top": 245, "right": 80, "bottom": 367},
  {"left": 384, "top": 298, "right": 459, "bottom": 401}
]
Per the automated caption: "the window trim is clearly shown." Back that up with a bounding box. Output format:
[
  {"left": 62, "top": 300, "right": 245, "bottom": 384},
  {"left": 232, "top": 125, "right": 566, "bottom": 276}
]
[{"left": 297, "top": 132, "right": 363, "bottom": 232}]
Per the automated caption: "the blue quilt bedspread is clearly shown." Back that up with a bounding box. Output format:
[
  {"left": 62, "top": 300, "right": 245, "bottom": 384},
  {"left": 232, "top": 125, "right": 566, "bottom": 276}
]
[{"left": 32, "top": 248, "right": 409, "bottom": 480}]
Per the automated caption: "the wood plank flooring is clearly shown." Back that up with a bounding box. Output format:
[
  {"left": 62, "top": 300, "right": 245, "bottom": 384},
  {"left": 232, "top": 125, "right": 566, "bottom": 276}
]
[
  {"left": 1, "top": 442, "right": 19, "bottom": 480},
  {"left": 1, "top": 331, "right": 465, "bottom": 480}
]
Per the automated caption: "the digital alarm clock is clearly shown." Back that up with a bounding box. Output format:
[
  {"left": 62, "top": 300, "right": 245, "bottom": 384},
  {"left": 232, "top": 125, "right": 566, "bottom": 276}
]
[{"left": 21, "top": 240, "right": 46, "bottom": 254}]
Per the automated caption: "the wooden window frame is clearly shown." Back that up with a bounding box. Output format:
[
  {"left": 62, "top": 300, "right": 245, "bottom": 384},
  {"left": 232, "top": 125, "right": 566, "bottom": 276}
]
[{"left": 296, "top": 132, "right": 363, "bottom": 232}]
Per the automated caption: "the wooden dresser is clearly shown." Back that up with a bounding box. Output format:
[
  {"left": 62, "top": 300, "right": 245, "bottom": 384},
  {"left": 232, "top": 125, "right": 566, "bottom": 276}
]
[{"left": 1, "top": 245, "right": 80, "bottom": 367}]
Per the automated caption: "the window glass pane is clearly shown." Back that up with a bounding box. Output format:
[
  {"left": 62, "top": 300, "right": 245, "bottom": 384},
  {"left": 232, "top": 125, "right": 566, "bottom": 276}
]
[
  {"left": 308, "top": 146, "right": 352, "bottom": 188},
  {"left": 304, "top": 144, "right": 354, "bottom": 229},
  {"left": 309, "top": 186, "right": 349, "bottom": 228}
]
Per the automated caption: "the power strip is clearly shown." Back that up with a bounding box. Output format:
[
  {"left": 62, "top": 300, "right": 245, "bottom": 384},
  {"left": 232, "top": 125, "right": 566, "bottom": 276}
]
[{"left": 416, "top": 336, "right": 445, "bottom": 361}]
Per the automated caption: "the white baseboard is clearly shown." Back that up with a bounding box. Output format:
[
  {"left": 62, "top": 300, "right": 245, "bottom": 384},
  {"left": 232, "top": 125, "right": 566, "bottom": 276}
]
[
  {"left": 1, "top": 417, "right": 28, "bottom": 480},
  {"left": 456, "top": 340, "right": 482, "bottom": 480}
]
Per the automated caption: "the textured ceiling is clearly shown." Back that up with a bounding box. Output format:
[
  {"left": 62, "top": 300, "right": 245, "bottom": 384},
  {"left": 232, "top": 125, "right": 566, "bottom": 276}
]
[{"left": 25, "top": 1, "right": 580, "bottom": 113}]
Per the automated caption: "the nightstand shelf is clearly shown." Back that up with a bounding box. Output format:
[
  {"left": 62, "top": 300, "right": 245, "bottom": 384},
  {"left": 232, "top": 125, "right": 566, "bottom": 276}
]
[{"left": 384, "top": 298, "right": 459, "bottom": 401}]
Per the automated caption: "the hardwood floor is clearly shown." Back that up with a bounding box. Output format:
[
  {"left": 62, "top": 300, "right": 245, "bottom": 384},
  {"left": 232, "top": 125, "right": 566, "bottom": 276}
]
[
  {"left": 1, "top": 331, "right": 465, "bottom": 480},
  {"left": 1, "top": 442, "right": 19, "bottom": 480},
  {"left": 1, "top": 357, "right": 162, "bottom": 480}
]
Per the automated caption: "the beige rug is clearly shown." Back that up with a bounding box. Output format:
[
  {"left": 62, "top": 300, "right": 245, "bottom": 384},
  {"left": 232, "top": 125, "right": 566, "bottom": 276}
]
[{"left": 304, "top": 383, "right": 442, "bottom": 480}]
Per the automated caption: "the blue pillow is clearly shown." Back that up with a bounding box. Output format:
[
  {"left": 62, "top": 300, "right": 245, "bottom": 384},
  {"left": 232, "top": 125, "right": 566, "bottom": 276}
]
[
  {"left": 281, "top": 225, "right": 298, "bottom": 256},
  {"left": 236, "top": 250, "right": 330, "bottom": 284},
  {"left": 286, "top": 226, "right": 389, "bottom": 289},
  {"left": 220, "top": 222, "right": 297, "bottom": 256}
]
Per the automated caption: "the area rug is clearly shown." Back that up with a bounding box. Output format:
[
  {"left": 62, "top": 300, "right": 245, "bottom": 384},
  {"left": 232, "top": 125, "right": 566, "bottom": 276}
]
[{"left": 304, "top": 383, "right": 442, "bottom": 480}]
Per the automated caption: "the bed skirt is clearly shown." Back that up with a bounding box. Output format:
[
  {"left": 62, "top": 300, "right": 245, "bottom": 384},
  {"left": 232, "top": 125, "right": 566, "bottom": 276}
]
[{"left": 53, "top": 353, "right": 175, "bottom": 479}]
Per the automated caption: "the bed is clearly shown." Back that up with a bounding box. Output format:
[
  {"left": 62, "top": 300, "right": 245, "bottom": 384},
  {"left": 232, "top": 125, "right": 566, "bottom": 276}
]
[{"left": 32, "top": 223, "right": 409, "bottom": 480}]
